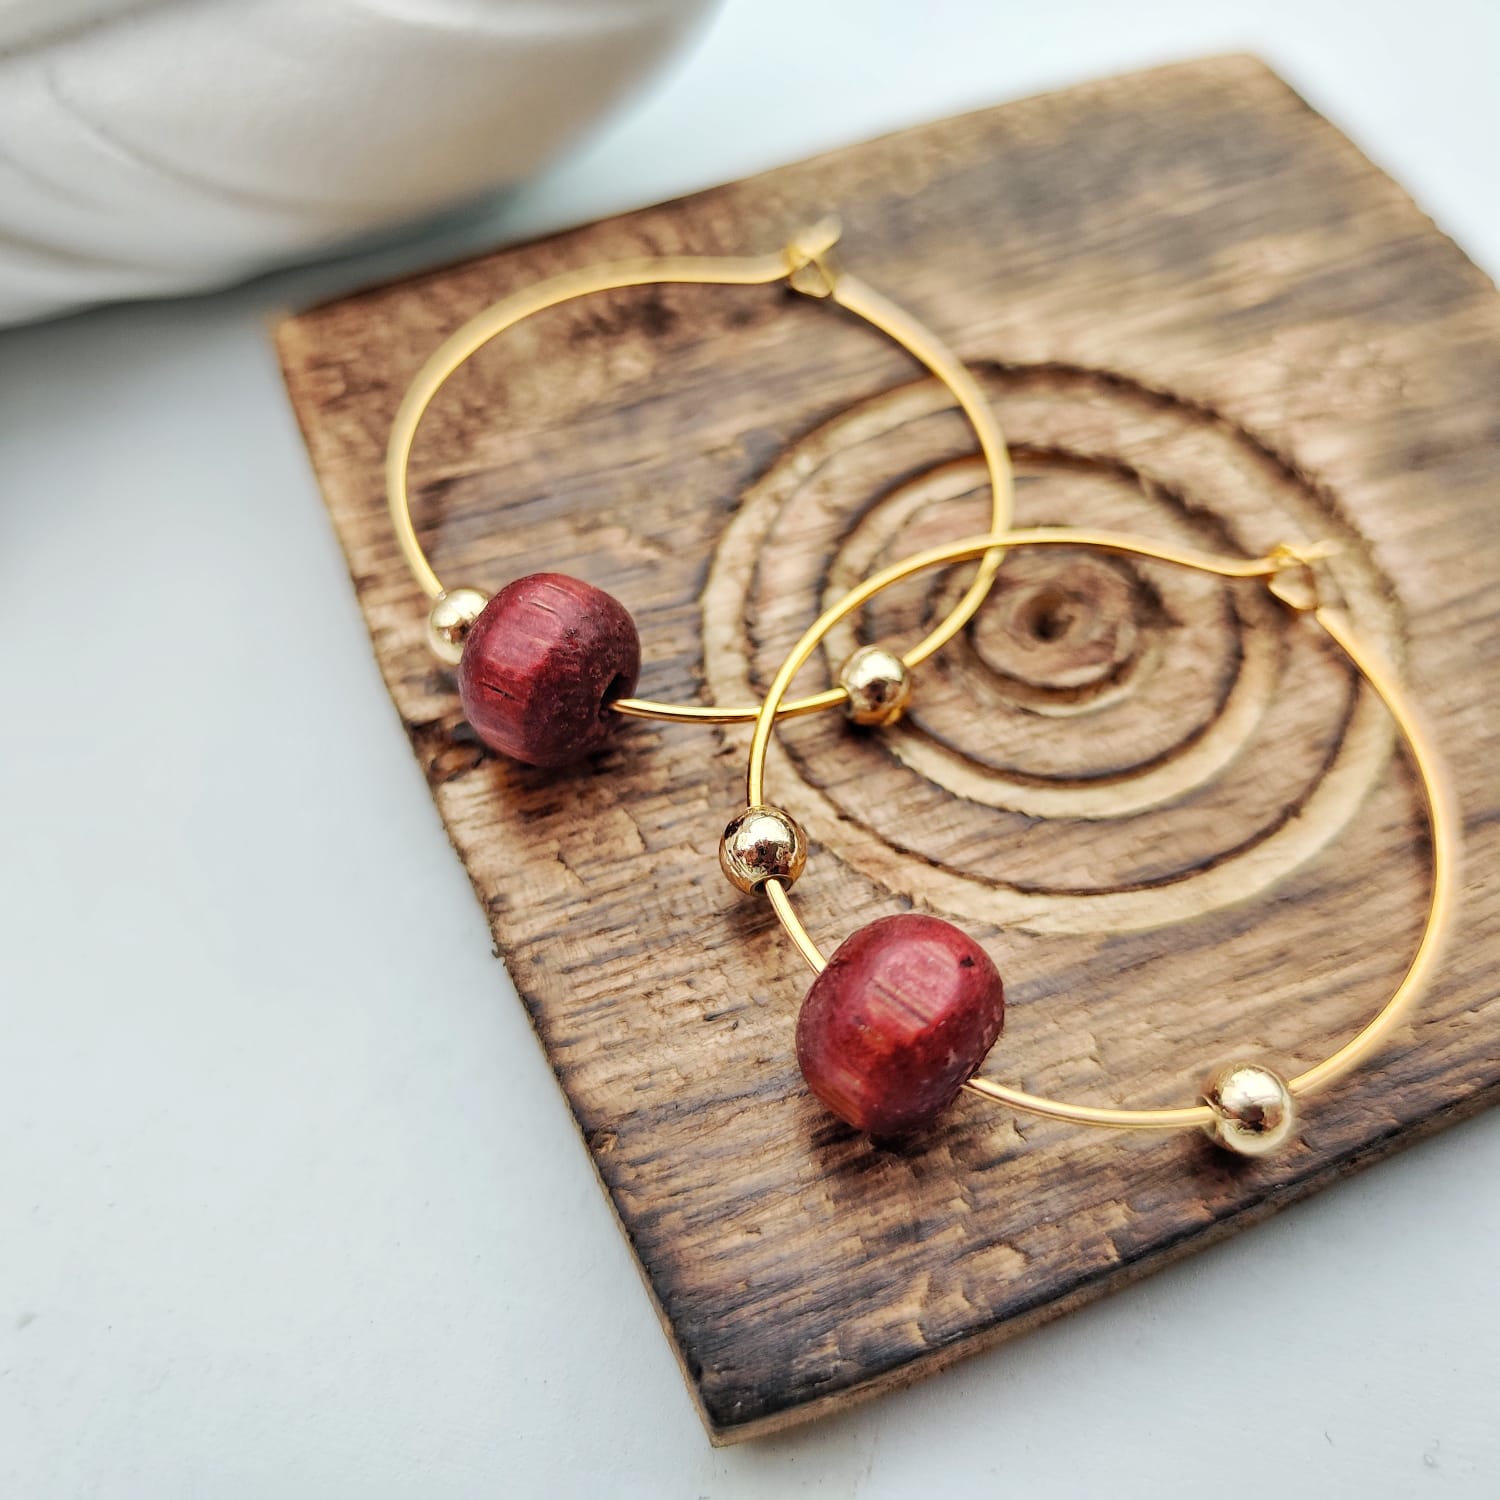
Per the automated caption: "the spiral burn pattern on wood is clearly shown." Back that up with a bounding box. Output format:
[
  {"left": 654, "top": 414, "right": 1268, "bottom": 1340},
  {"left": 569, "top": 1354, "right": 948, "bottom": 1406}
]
[{"left": 704, "top": 363, "right": 1401, "bottom": 935}]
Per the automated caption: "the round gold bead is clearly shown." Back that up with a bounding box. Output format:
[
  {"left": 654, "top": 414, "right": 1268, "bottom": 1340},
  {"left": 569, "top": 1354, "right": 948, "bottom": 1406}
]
[
  {"left": 719, "top": 805, "right": 808, "bottom": 893},
  {"left": 425, "top": 587, "right": 490, "bottom": 666},
  {"left": 1201, "top": 1062, "right": 1297, "bottom": 1158},
  {"left": 838, "top": 644, "right": 912, "bottom": 726}
]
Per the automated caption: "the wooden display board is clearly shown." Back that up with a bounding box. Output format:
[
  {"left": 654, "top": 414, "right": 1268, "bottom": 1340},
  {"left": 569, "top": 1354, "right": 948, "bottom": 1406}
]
[{"left": 276, "top": 56, "right": 1500, "bottom": 1443}]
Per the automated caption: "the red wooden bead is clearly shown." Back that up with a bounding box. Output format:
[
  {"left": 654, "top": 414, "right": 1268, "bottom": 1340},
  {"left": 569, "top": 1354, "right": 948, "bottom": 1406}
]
[
  {"left": 457, "top": 573, "right": 640, "bottom": 767},
  {"left": 796, "top": 913, "right": 1004, "bottom": 1136}
]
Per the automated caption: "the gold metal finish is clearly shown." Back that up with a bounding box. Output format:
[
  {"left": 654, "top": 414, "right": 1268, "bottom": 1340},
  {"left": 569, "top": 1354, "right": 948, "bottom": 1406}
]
[
  {"left": 741, "top": 526, "right": 1456, "bottom": 1137},
  {"left": 720, "top": 806, "right": 808, "bottom": 893},
  {"left": 386, "top": 220, "right": 1014, "bottom": 724},
  {"left": 389, "top": 225, "right": 1455, "bottom": 1148},
  {"left": 838, "top": 645, "right": 913, "bottom": 726},
  {"left": 1201, "top": 1062, "right": 1298, "bottom": 1157},
  {"left": 424, "top": 586, "right": 491, "bottom": 666}
]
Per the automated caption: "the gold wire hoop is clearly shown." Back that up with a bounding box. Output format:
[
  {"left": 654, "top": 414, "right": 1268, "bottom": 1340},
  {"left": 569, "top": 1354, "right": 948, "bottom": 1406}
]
[
  {"left": 386, "top": 220, "right": 1014, "bottom": 726},
  {"left": 743, "top": 527, "right": 1457, "bottom": 1132}
]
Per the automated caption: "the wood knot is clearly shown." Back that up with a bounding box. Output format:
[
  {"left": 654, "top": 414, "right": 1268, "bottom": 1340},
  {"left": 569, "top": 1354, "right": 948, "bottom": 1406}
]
[{"left": 967, "top": 552, "right": 1151, "bottom": 705}]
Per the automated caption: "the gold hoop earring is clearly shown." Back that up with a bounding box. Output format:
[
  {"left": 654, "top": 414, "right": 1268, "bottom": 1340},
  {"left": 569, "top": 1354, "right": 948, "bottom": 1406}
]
[
  {"left": 386, "top": 219, "right": 1013, "bottom": 765},
  {"left": 724, "top": 528, "right": 1456, "bottom": 1156}
]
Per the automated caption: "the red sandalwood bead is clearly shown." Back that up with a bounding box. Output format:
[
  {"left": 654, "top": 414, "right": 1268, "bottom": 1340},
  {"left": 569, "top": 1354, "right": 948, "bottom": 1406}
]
[
  {"left": 796, "top": 913, "right": 1004, "bottom": 1135},
  {"left": 457, "top": 573, "right": 640, "bottom": 767}
]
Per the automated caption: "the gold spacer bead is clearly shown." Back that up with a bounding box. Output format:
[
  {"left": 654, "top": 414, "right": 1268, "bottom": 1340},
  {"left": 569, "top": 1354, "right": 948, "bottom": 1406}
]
[
  {"left": 425, "top": 587, "right": 490, "bottom": 666},
  {"left": 719, "top": 805, "right": 808, "bottom": 893},
  {"left": 838, "top": 644, "right": 912, "bottom": 727},
  {"left": 1201, "top": 1062, "right": 1297, "bottom": 1158}
]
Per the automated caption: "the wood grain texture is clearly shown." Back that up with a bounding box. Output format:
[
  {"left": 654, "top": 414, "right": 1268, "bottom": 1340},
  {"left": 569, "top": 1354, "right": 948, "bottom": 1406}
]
[{"left": 274, "top": 56, "right": 1500, "bottom": 1443}]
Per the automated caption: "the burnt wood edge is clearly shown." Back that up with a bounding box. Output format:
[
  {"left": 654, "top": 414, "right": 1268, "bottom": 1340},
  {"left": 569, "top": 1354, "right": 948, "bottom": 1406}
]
[{"left": 700, "top": 1077, "right": 1500, "bottom": 1444}]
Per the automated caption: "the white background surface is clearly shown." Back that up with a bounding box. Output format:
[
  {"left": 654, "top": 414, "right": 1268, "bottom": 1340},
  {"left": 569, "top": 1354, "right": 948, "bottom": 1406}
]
[{"left": 3, "top": 3, "right": 1499, "bottom": 1496}]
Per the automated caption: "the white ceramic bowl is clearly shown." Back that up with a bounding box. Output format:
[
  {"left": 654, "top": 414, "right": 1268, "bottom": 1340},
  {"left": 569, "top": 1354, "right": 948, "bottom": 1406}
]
[{"left": 0, "top": 0, "right": 711, "bottom": 326}]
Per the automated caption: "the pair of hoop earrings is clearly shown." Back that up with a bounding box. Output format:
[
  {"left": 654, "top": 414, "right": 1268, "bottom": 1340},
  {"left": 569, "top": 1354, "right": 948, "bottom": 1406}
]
[{"left": 387, "top": 221, "right": 1454, "bottom": 1159}]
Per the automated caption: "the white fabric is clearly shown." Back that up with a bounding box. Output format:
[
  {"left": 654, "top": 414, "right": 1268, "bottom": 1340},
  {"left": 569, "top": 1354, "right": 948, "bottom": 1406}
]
[{"left": 0, "top": 0, "right": 710, "bottom": 326}]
